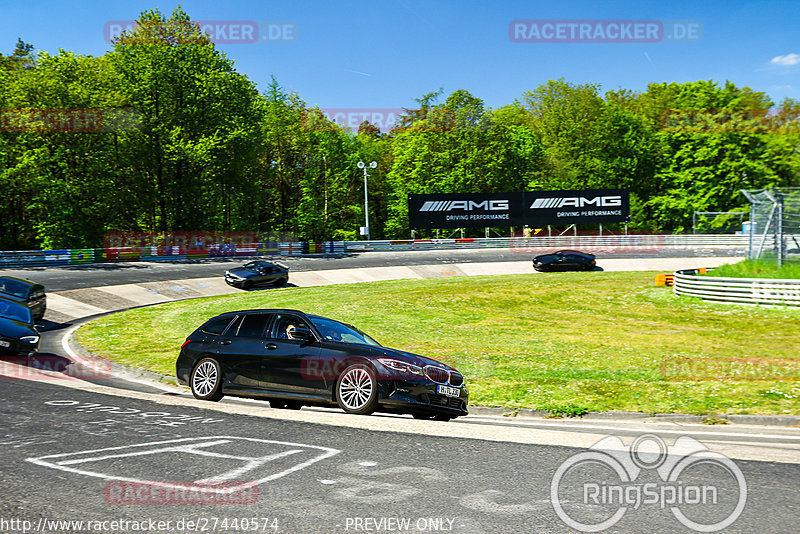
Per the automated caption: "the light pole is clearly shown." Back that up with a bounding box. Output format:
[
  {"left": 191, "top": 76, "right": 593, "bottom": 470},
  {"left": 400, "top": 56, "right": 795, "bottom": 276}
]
[{"left": 357, "top": 161, "right": 377, "bottom": 240}]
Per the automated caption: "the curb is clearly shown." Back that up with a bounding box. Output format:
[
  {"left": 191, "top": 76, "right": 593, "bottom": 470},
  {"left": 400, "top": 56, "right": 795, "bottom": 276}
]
[
  {"left": 67, "top": 328, "right": 180, "bottom": 388},
  {"left": 66, "top": 334, "right": 800, "bottom": 428}
]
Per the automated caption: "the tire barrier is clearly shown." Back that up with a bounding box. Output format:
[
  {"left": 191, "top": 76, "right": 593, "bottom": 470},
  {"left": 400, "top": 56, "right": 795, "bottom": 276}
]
[{"left": 673, "top": 268, "right": 800, "bottom": 307}]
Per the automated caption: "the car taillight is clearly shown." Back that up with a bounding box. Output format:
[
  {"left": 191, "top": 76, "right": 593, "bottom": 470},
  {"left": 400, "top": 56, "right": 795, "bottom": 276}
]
[{"left": 181, "top": 338, "right": 191, "bottom": 349}]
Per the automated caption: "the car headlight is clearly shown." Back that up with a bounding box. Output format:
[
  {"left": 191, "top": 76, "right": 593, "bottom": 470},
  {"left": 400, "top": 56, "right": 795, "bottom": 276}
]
[
  {"left": 20, "top": 335, "right": 39, "bottom": 344},
  {"left": 378, "top": 358, "right": 423, "bottom": 376}
]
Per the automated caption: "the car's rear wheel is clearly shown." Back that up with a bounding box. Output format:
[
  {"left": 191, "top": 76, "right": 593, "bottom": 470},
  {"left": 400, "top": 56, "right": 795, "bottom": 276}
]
[
  {"left": 336, "top": 364, "right": 379, "bottom": 415},
  {"left": 191, "top": 358, "right": 224, "bottom": 401}
]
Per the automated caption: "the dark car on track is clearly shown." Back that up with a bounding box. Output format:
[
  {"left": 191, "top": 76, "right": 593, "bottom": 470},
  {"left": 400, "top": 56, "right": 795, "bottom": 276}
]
[
  {"left": 0, "top": 276, "right": 46, "bottom": 321},
  {"left": 0, "top": 294, "right": 40, "bottom": 357},
  {"left": 176, "top": 309, "right": 468, "bottom": 420},
  {"left": 224, "top": 261, "right": 289, "bottom": 290},
  {"left": 532, "top": 250, "right": 596, "bottom": 272}
]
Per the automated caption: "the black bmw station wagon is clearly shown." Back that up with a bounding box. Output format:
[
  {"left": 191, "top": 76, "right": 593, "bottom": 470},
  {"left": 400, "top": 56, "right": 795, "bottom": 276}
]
[{"left": 176, "top": 309, "right": 468, "bottom": 420}]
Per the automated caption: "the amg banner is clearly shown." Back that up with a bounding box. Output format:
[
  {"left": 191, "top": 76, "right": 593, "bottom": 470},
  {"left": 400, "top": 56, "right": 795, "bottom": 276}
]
[
  {"left": 408, "top": 193, "right": 525, "bottom": 229},
  {"left": 408, "top": 189, "right": 629, "bottom": 229},
  {"left": 524, "top": 188, "right": 630, "bottom": 226}
]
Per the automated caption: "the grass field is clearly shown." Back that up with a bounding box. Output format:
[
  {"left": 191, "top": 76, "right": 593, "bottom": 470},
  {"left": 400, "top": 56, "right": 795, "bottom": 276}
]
[
  {"left": 708, "top": 259, "right": 800, "bottom": 279},
  {"left": 76, "top": 272, "right": 800, "bottom": 415}
]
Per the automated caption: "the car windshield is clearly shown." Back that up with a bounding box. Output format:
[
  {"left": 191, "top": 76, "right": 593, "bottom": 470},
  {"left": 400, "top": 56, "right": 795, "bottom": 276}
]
[
  {"left": 309, "top": 316, "right": 381, "bottom": 347},
  {"left": 0, "top": 299, "right": 32, "bottom": 323},
  {"left": 243, "top": 262, "right": 262, "bottom": 271},
  {"left": 0, "top": 278, "right": 29, "bottom": 299}
]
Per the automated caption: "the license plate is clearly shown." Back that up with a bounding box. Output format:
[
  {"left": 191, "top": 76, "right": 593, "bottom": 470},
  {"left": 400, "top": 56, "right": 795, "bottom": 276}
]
[
  {"left": 0, "top": 340, "right": 10, "bottom": 348},
  {"left": 437, "top": 385, "right": 460, "bottom": 398}
]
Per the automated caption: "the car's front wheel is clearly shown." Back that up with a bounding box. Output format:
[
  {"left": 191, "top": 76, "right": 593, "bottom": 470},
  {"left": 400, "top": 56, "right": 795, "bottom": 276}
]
[
  {"left": 191, "top": 357, "right": 224, "bottom": 401},
  {"left": 336, "top": 364, "right": 379, "bottom": 415}
]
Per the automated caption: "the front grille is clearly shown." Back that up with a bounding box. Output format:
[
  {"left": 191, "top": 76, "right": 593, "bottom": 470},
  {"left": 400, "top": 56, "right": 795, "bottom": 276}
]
[
  {"left": 427, "top": 394, "right": 465, "bottom": 411},
  {"left": 424, "top": 365, "right": 449, "bottom": 384},
  {"left": 449, "top": 372, "right": 464, "bottom": 387}
]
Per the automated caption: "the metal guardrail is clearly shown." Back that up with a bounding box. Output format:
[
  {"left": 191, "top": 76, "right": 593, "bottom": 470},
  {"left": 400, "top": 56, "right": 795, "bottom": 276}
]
[
  {"left": 673, "top": 269, "right": 800, "bottom": 307},
  {"left": 0, "top": 234, "right": 763, "bottom": 270},
  {"left": 344, "top": 234, "right": 755, "bottom": 252},
  {"left": 0, "top": 242, "right": 346, "bottom": 269}
]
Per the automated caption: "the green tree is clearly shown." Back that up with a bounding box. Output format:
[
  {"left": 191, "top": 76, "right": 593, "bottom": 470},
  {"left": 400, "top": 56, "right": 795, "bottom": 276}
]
[
  {"left": 384, "top": 90, "right": 545, "bottom": 237},
  {"left": 108, "top": 7, "right": 262, "bottom": 234}
]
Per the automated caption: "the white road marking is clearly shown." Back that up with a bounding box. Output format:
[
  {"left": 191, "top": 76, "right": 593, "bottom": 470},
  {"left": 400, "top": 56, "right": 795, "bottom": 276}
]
[
  {"left": 27, "top": 436, "right": 340, "bottom": 493},
  {"left": 462, "top": 417, "right": 800, "bottom": 442},
  {"left": 197, "top": 449, "right": 304, "bottom": 484}
]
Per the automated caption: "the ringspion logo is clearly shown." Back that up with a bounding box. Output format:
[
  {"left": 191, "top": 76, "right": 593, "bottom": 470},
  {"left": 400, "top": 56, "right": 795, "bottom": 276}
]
[{"left": 551, "top": 434, "right": 746, "bottom": 532}]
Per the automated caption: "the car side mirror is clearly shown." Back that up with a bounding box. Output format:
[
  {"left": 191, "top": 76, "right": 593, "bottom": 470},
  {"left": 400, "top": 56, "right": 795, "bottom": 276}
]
[{"left": 288, "top": 326, "right": 314, "bottom": 342}]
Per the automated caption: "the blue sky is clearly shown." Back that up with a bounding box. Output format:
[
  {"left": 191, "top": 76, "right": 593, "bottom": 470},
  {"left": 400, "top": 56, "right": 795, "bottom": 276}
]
[{"left": 1, "top": 0, "right": 798, "bottom": 110}]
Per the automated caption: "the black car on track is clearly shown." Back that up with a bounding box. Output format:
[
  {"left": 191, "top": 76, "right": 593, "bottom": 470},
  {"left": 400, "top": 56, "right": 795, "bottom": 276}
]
[
  {"left": 0, "top": 294, "right": 40, "bottom": 357},
  {"left": 224, "top": 261, "right": 289, "bottom": 290},
  {"left": 532, "top": 250, "right": 596, "bottom": 272},
  {"left": 176, "top": 309, "right": 468, "bottom": 420},
  {"left": 0, "top": 276, "right": 46, "bottom": 321}
]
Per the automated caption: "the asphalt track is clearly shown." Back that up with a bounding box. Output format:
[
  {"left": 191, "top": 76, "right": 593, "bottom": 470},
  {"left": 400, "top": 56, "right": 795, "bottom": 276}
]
[
  {"left": 2, "top": 248, "right": 800, "bottom": 533},
  {"left": 0, "top": 246, "right": 744, "bottom": 292},
  {"left": 2, "top": 378, "right": 799, "bottom": 533}
]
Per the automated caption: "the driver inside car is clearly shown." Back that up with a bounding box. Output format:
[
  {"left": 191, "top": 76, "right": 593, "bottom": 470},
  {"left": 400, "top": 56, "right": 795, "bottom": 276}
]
[
  {"left": 285, "top": 323, "right": 300, "bottom": 340},
  {"left": 319, "top": 323, "right": 342, "bottom": 342}
]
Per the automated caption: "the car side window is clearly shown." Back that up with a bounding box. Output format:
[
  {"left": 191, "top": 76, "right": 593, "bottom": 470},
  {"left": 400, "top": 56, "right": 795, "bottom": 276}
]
[
  {"left": 271, "top": 314, "right": 311, "bottom": 340},
  {"left": 201, "top": 316, "right": 235, "bottom": 335},
  {"left": 235, "top": 313, "right": 273, "bottom": 338}
]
